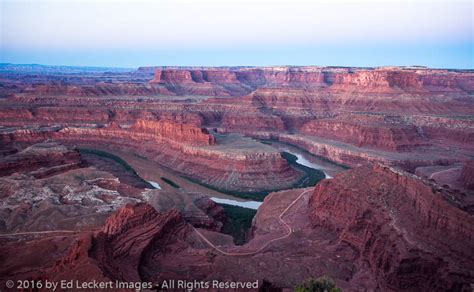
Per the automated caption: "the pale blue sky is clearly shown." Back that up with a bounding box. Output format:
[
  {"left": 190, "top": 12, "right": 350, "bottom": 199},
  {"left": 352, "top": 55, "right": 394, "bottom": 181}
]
[{"left": 1, "top": 0, "right": 473, "bottom": 68}]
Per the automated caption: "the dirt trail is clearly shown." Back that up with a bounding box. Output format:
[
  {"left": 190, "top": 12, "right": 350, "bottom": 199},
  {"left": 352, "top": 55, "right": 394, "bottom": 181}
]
[
  {"left": 0, "top": 230, "right": 79, "bottom": 237},
  {"left": 1, "top": 188, "right": 313, "bottom": 257},
  {"left": 429, "top": 167, "right": 462, "bottom": 179},
  {"left": 193, "top": 188, "right": 312, "bottom": 256}
]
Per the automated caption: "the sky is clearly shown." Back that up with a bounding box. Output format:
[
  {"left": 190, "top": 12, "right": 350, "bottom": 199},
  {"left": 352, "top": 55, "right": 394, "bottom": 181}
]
[{"left": 0, "top": 0, "right": 473, "bottom": 68}]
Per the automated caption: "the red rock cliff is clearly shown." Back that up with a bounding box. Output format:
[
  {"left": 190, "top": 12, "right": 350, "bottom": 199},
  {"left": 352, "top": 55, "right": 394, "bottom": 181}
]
[
  {"left": 0, "top": 122, "right": 302, "bottom": 193},
  {"left": 151, "top": 67, "right": 474, "bottom": 93},
  {"left": 0, "top": 142, "right": 82, "bottom": 177},
  {"left": 309, "top": 164, "right": 474, "bottom": 291},
  {"left": 131, "top": 119, "right": 216, "bottom": 146},
  {"left": 92, "top": 204, "right": 188, "bottom": 281},
  {"left": 300, "top": 118, "right": 428, "bottom": 151}
]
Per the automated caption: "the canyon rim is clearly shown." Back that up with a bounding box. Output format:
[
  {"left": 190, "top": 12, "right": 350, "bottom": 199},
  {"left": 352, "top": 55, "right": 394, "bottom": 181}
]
[{"left": 1, "top": 0, "right": 473, "bottom": 291}]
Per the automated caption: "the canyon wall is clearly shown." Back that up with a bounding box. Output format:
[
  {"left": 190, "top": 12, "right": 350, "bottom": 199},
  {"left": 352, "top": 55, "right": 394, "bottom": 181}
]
[
  {"left": 151, "top": 67, "right": 474, "bottom": 94},
  {"left": 1, "top": 65, "right": 472, "bottom": 188},
  {"left": 89, "top": 205, "right": 189, "bottom": 282},
  {"left": 309, "top": 164, "right": 474, "bottom": 290},
  {"left": 0, "top": 120, "right": 303, "bottom": 194},
  {"left": 0, "top": 142, "right": 82, "bottom": 177},
  {"left": 300, "top": 118, "right": 428, "bottom": 151}
]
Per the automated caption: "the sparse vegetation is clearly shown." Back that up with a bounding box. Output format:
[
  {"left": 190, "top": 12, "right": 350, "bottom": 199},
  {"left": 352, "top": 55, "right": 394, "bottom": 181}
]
[
  {"left": 260, "top": 138, "right": 351, "bottom": 170},
  {"left": 281, "top": 151, "right": 326, "bottom": 187},
  {"left": 78, "top": 148, "right": 153, "bottom": 188},
  {"left": 179, "top": 152, "right": 326, "bottom": 201},
  {"left": 160, "top": 176, "right": 180, "bottom": 188},
  {"left": 79, "top": 148, "right": 135, "bottom": 173},
  {"left": 219, "top": 203, "right": 257, "bottom": 245},
  {"left": 295, "top": 277, "right": 341, "bottom": 292},
  {"left": 176, "top": 174, "right": 270, "bottom": 200}
]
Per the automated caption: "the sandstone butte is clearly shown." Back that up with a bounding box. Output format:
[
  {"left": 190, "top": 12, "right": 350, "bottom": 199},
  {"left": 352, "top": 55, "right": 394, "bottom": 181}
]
[{"left": 0, "top": 65, "right": 473, "bottom": 290}]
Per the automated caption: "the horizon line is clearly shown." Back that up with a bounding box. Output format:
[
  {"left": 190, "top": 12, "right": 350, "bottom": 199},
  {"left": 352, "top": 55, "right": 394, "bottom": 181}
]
[{"left": 2, "top": 62, "right": 474, "bottom": 71}]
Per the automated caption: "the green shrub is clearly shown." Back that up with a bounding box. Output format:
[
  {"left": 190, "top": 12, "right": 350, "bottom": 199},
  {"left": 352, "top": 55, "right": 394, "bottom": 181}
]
[
  {"left": 160, "top": 176, "right": 180, "bottom": 188},
  {"left": 295, "top": 277, "right": 341, "bottom": 292},
  {"left": 78, "top": 148, "right": 153, "bottom": 188},
  {"left": 280, "top": 151, "right": 326, "bottom": 187},
  {"left": 79, "top": 148, "right": 135, "bottom": 173},
  {"left": 219, "top": 203, "right": 257, "bottom": 245}
]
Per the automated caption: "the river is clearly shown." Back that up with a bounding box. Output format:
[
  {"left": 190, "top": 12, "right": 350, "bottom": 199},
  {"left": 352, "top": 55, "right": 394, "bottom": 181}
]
[
  {"left": 210, "top": 197, "right": 262, "bottom": 210},
  {"left": 284, "top": 151, "right": 332, "bottom": 178},
  {"left": 147, "top": 181, "right": 162, "bottom": 189},
  {"left": 108, "top": 145, "right": 341, "bottom": 211},
  {"left": 208, "top": 145, "right": 340, "bottom": 210}
]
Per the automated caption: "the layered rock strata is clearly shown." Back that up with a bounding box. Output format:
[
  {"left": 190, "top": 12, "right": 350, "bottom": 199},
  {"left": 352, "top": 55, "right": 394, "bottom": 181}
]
[
  {"left": 0, "top": 142, "right": 151, "bottom": 232},
  {"left": 2, "top": 164, "right": 473, "bottom": 290},
  {"left": 0, "top": 142, "right": 82, "bottom": 177},
  {"left": 309, "top": 164, "right": 474, "bottom": 291},
  {"left": 1, "top": 66, "right": 472, "bottom": 172},
  {"left": 0, "top": 121, "right": 302, "bottom": 194}
]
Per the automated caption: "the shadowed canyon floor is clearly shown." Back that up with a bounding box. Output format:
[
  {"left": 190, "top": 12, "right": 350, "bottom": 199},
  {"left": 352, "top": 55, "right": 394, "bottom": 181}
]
[{"left": 0, "top": 64, "right": 473, "bottom": 290}]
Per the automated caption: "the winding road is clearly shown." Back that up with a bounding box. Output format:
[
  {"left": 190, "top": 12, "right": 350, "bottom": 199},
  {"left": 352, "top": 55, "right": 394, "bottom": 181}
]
[
  {"left": 429, "top": 167, "right": 461, "bottom": 179},
  {"left": 0, "top": 188, "right": 313, "bottom": 258},
  {"left": 193, "top": 188, "right": 313, "bottom": 257}
]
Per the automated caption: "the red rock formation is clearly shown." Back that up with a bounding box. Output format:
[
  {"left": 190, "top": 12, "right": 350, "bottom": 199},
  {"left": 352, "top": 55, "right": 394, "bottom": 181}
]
[
  {"left": 153, "top": 69, "right": 194, "bottom": 83},
  {"left": 150, "top": 67, "right": 474, "bottom": 94},
  {"left": 151, "top": 68, "right": 251, "bottom": 96},
  {"left": 300, "top": 117, "right": 429, "bottom": 151},
  {"left": 0, "top": 122, "right": 302, "bottom": 193},
  {"left": 2, "top": 167, "right": 472, "bottom": 290},
  {"left": 0, "top": 119, "right": 214, "bottom": 147},
  {"left": 0, "top": 141, "right": 154, "bottom": 233},
  {"left": 221, "top": 111, "right": 286, "bottom": 132},
  {"left": 52, "top": 233, "right": 111, "bottom": 283},
  {"left": 309, "top": 164, "right": 474, "bottom": 290},
  {"left": 1, "top": 66, "right": 473, "bottom": 172},
  {"left": 131, "top": 119, "right": 216, "bottom": 145},
  {"left": 51, "top": 204, "right": 190, "bottom": 284},
  {"left": 192, "top": 196, "right": 226, "bottom": 231},
  {"left": 0, "top": 142, "right": 82, "bottom": 177},
  {"left": 22, "top": 83, "right": 173, "bottom": 97},
  {"left": 90, "top": 204, "right": 188, "bottom": 282},
  {"left": 148, "top": 190, "right": 227, "bottom": 232}
]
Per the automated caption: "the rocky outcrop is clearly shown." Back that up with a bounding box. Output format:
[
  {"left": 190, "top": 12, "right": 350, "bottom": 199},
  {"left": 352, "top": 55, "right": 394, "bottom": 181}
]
[
  {"left": 300, "top": 117, "right": 429, "bottom": 151},
  {"left": 90, "top": 204, "right": 188, "bottom": 282},
  {"left": 2, "top": 168, "right": 472, "bottom": 290},
  {"left": 0, "top": 119, "right": 214, "bottom": 147},
  {"left": 0, "top": 142, "right": 82, "bottom": 177},
  {"left": 52, "top": 204, "right": 190, "bottom": 283},
  {"left": 148, "top": 190, "right": 226, "bottom": 232},
  {"left": 151, "top": 67, "right": 474, "bottom": 95},
  {"left": 1, "top": 66, "right": 473, "bottom": 172},
  {"left": 0, "top": 122, "right": 303, "bottom": 193},
  {"left": 0, "top": 141, "right": 152, "bottom": 232},
  {"left": 309, "top": 164, "right": 474, "bottom": 291},
  {"left": 131, "top": 119, "right": 216, "bottom": 146},
  {"left": 151, "top": 68, "right": 254, "bottom": 96},
  {"left": 192, "top": 196, "right": 226, "bottom": 231},
  {"left": 330, "top": 68, "right": 474, "bottom": 93},
  {"left": 22, "top": 83, "right": 173, "bottom": 97},
  {"left": 149, "top": 142, "right": 301, "bottom": 193}
]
